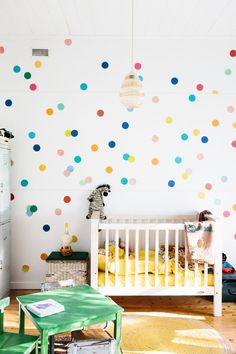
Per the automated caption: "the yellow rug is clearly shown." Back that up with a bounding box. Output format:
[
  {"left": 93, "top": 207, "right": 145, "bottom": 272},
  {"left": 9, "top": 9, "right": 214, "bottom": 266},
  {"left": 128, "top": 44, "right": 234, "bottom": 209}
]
[{"left": 119, "top": 312, "right": 235, "bottom": 354}]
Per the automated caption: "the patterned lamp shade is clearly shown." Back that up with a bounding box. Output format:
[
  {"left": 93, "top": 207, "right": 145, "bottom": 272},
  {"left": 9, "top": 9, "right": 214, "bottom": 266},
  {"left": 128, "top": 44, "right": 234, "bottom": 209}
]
[{"left": 120, "top": 71, "right": 144, "bottom": 109}]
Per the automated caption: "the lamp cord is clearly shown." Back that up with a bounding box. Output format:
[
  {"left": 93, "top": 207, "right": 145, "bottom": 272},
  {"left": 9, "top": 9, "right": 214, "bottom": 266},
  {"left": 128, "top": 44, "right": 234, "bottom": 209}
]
[{"left": 131, "top": 0, "right": 134, "bottom": 70}]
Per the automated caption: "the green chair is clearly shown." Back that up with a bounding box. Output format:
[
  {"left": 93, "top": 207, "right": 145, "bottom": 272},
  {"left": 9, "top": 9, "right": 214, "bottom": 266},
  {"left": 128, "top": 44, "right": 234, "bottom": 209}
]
[{"left": 0, "top": 297, "right": 38, "bottom": 354}]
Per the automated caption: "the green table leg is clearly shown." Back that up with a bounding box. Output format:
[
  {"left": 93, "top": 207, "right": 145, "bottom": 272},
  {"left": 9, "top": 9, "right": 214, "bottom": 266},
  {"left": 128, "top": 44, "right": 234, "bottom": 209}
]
[
  {"left": 19, "top": 305, "right": 25, "bottom": 334},
  {"left": 114, "top": 313, "right": 121, "bottom": 354},
  {"left": 40, "top": 330, "right": 49, "bottom": 354}
]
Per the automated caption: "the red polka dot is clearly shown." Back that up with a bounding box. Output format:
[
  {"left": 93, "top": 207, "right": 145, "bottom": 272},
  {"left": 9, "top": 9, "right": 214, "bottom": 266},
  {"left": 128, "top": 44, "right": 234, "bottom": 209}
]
[
  {"left": 232, "top": 140, "right": 236, "bottom": 148},
  {"left": 196, "top": 84, "right": 204, "bottom": 91},
  {"left": 97, "top": 109, "right": 104, "bottom": 117},
  {"left": 223, "top": 210, "right": 230, "bottom": 218},
  {"left": 134, "top": 63, "right": 142, "bottom": 70},
  {"left": 230, "top": 49, "right": 236, "bottom": 57},
  {"left": 205, "top": 183, "right": 212, "bottom": 190},
  {"left": 0, "top": 46, "right": 5, "bottom": 54},
  {"left": 63, "top": 196, "right": 71, "bottom": 203}
]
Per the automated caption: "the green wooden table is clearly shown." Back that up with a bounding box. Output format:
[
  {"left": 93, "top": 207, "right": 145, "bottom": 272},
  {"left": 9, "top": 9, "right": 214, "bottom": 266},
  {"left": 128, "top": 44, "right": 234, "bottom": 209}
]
[{"left": 17, "top": 285, "right": 123, "bottom": 354}]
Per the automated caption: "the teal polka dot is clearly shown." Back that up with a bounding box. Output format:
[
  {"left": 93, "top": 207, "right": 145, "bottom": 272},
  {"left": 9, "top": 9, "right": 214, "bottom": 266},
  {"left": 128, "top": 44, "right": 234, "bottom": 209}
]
[
  {"left": 123, "top": 153, "right": 130, "bottom": 161},
  {"left": 175, "top": 156, "right": 182, "bottom": 164},
  {"left": 181, "top": 133, "right": 188, "bottom": 141},
  {"left": 28, "top": 131, "right": 36, "bottom": 139},
  {"left": 80, "top": 83, "right": 88, "bottom": 90},
  {"left": 21, "top": 179, "right": 28, "bottom": 187},
  {"left": 188, "top": 94, "right": 196, "bottom": 102},
  {"left": 13, "top": 65, "right": 21, "bottom": 73},
  {"left": 74, "top": 155, "right": 82, "bottom": 163},
  {"left": 121, "top": 177, "right": 128, "bottom": 185},
  {"left": 57, "top": 103, "right": 65, "bottom": 110}
]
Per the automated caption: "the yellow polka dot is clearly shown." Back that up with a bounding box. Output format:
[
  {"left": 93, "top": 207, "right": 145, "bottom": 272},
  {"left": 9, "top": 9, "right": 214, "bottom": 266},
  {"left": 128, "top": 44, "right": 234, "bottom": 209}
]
[
  {"left": 181, "top": 172, "right": 189, "bottom": 180},
  {"left": 34, "top": 60, "right": 42, "bottom": 68},
  {"left": 232, "top": 204, "right": 236, "bottom": 211},
  {"left": 22, "top": 265, "right": 29, "bottom": 272},
  {"left": 165, "top": 116, "right": 173, "bottom": 124},
  {"left": 151, "top": 158, "right": 159, "bottom": 165},
  {"left": 212, "top": 90, "right": 219, "bottom": 94},
  {"left": 40, "top": 253, "right": 48, "bottom": 261},
  {"left": 65, "top": 130, "right": 71, "bottom": 136},
  {"left": 232, "top": 122, "right": 236, "bottom": 128},
  {"left": 91, "top": 144, "right": 98, "bottom": 152},
  {"left": 198, "top": 192, "right": 205, "bottom": 199},
  {"left": 212, "top": 119, "right": 219, "bottom": 127},
  {"left": 128, "top": 156, "right": 135, "bottom": 163},
  {"left": 105, "top": 166, "right": 113, "bottom": 174},
  {"left": 193, "top": 129, "right": 200, "bottom": 136},
  {"left": 46, "top": 108, "right": 54, "bottom": 116},
  {"left": 72, "top": 235, "right": 78, "bottom": 243},
  {"left": 38, "top": 164, "right": 46, "bottom": 171}
]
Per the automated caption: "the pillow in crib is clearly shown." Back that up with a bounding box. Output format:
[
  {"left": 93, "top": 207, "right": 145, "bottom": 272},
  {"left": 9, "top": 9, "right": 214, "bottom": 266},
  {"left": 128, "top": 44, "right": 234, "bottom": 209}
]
[{"left": 98, "top": 246, "right": 124, "bottom": 272}]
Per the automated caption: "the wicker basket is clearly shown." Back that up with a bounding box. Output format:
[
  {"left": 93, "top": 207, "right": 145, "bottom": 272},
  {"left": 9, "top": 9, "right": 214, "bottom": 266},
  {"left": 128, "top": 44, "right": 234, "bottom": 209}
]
[{"left": 46, "top": 258, "right": 88, "bottom": 285}]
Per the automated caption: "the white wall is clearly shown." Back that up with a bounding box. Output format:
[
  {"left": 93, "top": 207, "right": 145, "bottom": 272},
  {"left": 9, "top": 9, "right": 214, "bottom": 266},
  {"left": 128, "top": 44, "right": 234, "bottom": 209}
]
[{"left": 0, "top": 35, "right": 235, "bottom": 288}]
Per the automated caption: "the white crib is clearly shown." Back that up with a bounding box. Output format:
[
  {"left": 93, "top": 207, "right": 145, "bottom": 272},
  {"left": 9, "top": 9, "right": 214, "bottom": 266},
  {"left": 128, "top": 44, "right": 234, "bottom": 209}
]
[{"left": 89, "top": 212, "right": 222, "bottom": 316}]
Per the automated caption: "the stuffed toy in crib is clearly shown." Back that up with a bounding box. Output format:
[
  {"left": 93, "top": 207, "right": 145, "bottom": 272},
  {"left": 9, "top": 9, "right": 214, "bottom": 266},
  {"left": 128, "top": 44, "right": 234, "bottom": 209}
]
[
  {"left": 222, "top": 253, "right": 235, "bottom": 273},
  {"left": 86, "top": 184, "right": 111, "bottom": 220}
]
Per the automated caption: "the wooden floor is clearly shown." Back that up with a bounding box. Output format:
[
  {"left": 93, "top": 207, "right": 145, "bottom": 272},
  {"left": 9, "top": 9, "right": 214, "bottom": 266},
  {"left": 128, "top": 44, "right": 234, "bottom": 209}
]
[{"left": 4, "top": 290, "right": 236, "bottom": 351}]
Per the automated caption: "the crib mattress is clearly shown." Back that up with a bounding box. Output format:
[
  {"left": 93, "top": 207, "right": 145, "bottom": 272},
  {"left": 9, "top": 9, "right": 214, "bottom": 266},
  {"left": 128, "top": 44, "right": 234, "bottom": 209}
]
[{"left": 98, "top": 271, "right": 214, "bottom": 287}]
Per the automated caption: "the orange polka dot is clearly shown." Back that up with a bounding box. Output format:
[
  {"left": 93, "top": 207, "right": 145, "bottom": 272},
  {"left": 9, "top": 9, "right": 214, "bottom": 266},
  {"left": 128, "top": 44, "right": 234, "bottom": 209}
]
[
  {"left": 193, "top": 129, "right": 200, "bottom": 136},
  {"left": 34, "top": 60, "right": 42, "bottom": 68},
  {"left": 105, "top": 166, "right": 113, "bottom": 173},
  {"left": 151, "top": 158, "right": 159, "bottom": 165},
  {"left": 232, "top": 204, "right": 236, "bottom": 211},
  {"left": 97, "top": 110, "right": 104, "bottom": 117},
  {"left": 40, "top": 253, "right": 48, "bottom": 261},
  {"left": 212, "top": 119, "right": 219, "bottom": 127},
  {"left": 46, "top": 108, "right": 54, "bottom": 116},
  {"left": 91, "top": 144, "right": 98, "bottom": 152},
  {"left": 22, "top": 265, "right": 29, "bottom": 272},
  {"left": 72, "top": 235, "right": 78, "bottom": 243},
  {"left": 232, "top": 122, "right": 236, "bottom": 128}
]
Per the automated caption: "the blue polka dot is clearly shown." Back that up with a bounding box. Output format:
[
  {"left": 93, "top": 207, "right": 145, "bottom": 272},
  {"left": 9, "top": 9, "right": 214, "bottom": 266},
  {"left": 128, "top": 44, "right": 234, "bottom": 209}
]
[
  {"left": 122, "top": 122, "right": 129, "bottom": 129},
  {"left": 121, "top": 177, "right": 128, "bottom": 185},
  {"left": 28, "top": 131, "right": 36, "bottom": 139},
  {"left": 168, "top": 180, "right": 175, "bottom": 187},
  {"left": 67, "top": 165, "right": 74, "bottom": 172},
  {"left": 101, "top": 61, "right": 109, "bottom": 69},
  {"left": 5, "top": 99, "right": 12, "bottom": 107},
  {"left": 26, "top": 210, "right": 33, "bottom": 217},
  {"left": 138, "top": 75, "right": 143, "bottom": 81},
  {"left": 221, "top": 176, "right": 228, "bottom": 183},
  {"left": 108, "top": 141, "right": 116, "bottom": 148},
  {"left": 33, "top": 144, "right": 41, "bottom": 152},
  {"left": 123, "top": 153, "right": 130, "bottom": 161},
  {"left": 80, "top": 83, "right": 88, "bottom": 90},
  {"left": 43, "top": 224, "right": 50, "bottom": 232},
  {"left": 188, "top": 94, "right": 196, "bottom": 102},
  {"left": 21, "top": 179, "right": 28, "bottom": 187},
  {"left": 127, "top": 108, "right": 134, "bottom": 112},
  {"left": 71, "top": 130, "right": 78, "bottom": 137},
  {"left": 201, "top": 136, "right": 208, "bottom": 143},
  {"left": 175, "top": 156, "right": 182, "bottom": 164},
  {"left": 181, "top": 133, "right": 188, "bottom": 141},
  {"left": 171, "top": 77, "right": 178, "bottom": 85},
  {"left": 74, "top": 155, "right": 82, "bottom": 163},
  {"left": 13, "top": 65, "right": 21, "bottom": 73}
]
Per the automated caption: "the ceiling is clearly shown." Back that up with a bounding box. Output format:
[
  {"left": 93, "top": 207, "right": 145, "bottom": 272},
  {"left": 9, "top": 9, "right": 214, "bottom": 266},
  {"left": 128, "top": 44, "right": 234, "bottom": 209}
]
[{"left": 0, "top": 0, "right": 235, "bottom": 37}]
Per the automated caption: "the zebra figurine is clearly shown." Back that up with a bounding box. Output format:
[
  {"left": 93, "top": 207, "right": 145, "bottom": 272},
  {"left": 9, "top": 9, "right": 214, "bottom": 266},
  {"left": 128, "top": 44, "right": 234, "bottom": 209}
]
[{"left": 86, "top": 184, "right": 111, "bottom": 220}]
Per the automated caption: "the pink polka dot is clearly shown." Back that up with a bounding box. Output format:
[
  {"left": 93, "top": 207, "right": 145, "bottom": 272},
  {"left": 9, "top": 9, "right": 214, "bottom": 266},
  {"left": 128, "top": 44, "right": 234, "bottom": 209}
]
[
  {"left": 197, "top": 153, "right": 204, "bottom": 160},
  {"left": 134, "top": 63, "right": 141, "bottom": 70},
  {"left": 0, "top": 46, "right": 5, "bottom": 54},
  {"left": 85, "top": 176, "right": 92, "bottom": 183},
  {"left": 196, "top": 84, "right": 204, "bottom": 91},
  {"left": 227, "top": 105, "right": 235, "bottom": 113},
  {"left": 64, "top": 170, "right": 70, "bottom": 176},
  {"left": 57, "top": 149, "right": 64, "bottom": 156},
  {"left": 129, "top": 178, "right": 136, "bottom": 185},
  {"left": 152, "top": 96, "right": 159, "bottom": 103},
  {"left": 232, "top": 140, "right": 236, "bottom": 148},
  {"left": 186, "top": 168, "right": 192, "bottom": 175},
  {"left": 205, "top": 183, "right": 212, "bottom": 190},
  {"left": 64, "top": 39, "right": 72, "bottom": 46},
  {"left": 55, "top": 208, "right": 62, "bottom": 216},
  {"left": 29, "top": 83, "right": 37, "bottom": 91},
  {"left": 223, "top": 211, "right": 230, "bottom": 218},
  {"left": 152, "top": 135, "right": 159, "bottom": 142}
]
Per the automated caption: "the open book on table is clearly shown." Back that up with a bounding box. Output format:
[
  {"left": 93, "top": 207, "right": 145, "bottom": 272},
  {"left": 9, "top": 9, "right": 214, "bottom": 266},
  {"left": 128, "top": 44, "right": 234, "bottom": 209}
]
[{"left": 27, "top": 299, "right": 64, "bottom": 317}]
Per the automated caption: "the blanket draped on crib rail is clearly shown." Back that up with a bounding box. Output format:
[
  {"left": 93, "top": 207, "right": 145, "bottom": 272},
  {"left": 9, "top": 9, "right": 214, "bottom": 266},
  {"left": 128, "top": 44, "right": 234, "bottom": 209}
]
[{"left": 184, "top": 221, "right": 215, "bottom": 264}]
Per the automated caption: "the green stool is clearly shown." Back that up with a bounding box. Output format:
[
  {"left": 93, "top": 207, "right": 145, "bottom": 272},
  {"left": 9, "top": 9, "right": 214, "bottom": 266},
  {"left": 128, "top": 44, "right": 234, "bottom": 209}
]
[{"left": 0, "top": 297, "right": 38, "bottom": 353}]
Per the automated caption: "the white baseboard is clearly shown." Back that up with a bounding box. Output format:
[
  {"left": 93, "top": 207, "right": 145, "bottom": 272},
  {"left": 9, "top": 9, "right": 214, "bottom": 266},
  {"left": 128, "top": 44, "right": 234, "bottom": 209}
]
[{"left": 11, "top": 281, "right": 41, "bottom": 289}]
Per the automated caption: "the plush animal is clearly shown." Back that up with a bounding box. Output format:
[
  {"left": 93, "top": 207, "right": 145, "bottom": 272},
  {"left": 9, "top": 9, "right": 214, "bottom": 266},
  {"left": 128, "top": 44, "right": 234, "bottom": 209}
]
[
  {"left": 0, "top": 128, "right": 14, "bottom": 139},
  {"left": 86, "top": 184, "right": 111, "bottom": 220},
  {"left": 222, "top": 253, "right": 235, "bottom": 273}
]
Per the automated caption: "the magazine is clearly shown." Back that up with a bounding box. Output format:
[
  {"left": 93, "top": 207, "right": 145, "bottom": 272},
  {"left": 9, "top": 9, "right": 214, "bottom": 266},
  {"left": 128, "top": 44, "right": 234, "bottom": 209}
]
[{"left": 27, "top": 299, "right": 64, "bottom": 317}]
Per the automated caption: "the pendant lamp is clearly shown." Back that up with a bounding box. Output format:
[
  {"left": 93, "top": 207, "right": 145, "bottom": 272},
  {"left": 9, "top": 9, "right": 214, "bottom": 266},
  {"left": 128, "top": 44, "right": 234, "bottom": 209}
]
[{"left": 120, "top": 0, "right": 144, "bottom": 110}]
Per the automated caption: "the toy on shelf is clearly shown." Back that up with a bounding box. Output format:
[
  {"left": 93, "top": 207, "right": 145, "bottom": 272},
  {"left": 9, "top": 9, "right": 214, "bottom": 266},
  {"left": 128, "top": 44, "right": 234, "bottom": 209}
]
[
  {"left": 86, "top": 184, "right": 111, "bottom": 220},
  {"left": 60, "top": 223, "right": 73, "bottom": 256},
  {"left": 222, "top": 253, "right": 235, "bottom": 273}
]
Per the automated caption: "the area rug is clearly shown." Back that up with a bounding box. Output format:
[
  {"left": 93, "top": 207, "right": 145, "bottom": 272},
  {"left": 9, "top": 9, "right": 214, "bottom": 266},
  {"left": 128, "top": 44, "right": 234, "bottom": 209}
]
[{"left": 119, "top": 312, "right": 236, "bottom": 354}]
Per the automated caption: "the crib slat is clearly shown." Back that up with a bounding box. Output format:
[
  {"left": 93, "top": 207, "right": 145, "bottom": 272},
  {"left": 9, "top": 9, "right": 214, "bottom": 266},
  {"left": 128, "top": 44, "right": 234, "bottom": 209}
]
[
  {"left": 175, "top": 230, "right": 179, "bottom": 286},
  {"left": 115, "top": 230, "right": 119, "bottom": 287},
  {"left": 125, "top": 229, "right": 129, "bottom": 287},
  {"left": 165, "top": 230, "right": 169, "bottom": 287},
  {"left": 155, "top": 229, "right": 159, "bottom": 287},
  {"left": 184, "top": 236, "right": 188, "bottom": 286},
  {"left": 204, "top": 263, "right": 208, "bottom": 288},
  {"left": 135, "top": 230, "right": 139, "bottom": 287},
  {"left": 145, "top": 230, "right": 149, "bottom": 287},
  {"left": 194, "top": 262, "right": 199, "bottom": 287},
  {"left": 105, "top": 229, "right": 109, "bottom": 287}
]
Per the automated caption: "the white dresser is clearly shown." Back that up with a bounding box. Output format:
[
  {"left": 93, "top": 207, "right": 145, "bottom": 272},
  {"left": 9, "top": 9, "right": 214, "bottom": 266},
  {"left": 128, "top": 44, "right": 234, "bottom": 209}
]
[{"left": 0, "top": 137, "right": 11, "bottom": 299}]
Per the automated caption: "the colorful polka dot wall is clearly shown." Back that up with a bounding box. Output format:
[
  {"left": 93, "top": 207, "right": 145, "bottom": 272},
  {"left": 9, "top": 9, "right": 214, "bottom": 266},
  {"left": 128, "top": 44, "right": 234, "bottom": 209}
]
[{"left": 2, "top": 36, "right": 236, "bottom": 283}]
